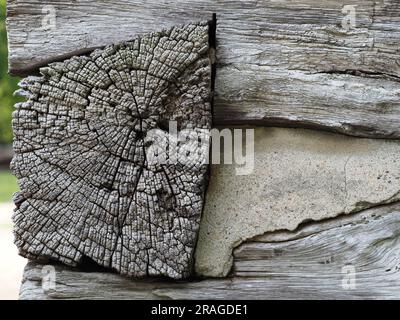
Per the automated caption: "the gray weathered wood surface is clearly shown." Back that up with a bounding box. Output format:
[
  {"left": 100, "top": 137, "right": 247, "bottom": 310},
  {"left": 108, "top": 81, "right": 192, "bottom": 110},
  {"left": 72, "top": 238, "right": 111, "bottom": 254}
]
[
  {"left": 11, "top": 22, "right": 212, "bottom": 279},
  {"left": 7, "top": 0, "right": 400, "bottom": 138},
  {"left": 20, "top": 202, "right": 400, "bottom": 299}
]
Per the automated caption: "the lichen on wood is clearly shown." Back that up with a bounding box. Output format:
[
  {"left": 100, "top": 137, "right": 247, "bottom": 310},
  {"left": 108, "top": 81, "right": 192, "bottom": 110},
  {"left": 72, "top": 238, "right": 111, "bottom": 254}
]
[{"left": 11, "top": 22, "right": 213, "bottom": 279}]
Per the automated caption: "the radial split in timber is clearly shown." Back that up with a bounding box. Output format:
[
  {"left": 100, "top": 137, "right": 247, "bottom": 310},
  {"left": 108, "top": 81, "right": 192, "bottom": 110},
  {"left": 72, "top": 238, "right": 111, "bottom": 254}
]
[{"left": 11, "top": 22, "right": 214, "bottom": 279}]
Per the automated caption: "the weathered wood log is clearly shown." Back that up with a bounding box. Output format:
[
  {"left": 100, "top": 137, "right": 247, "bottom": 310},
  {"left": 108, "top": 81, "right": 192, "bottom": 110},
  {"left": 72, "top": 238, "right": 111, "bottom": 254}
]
[
  {"left": 11, "top": 22, "right": 213, "bottom": 279},
  {"left": 7, "top": 0, "right": 400, "bottom": 138},
  {"left": 7, "top": 0, "right": 400, "bottom": 300},
  {"left": 20, "top": 202, "right": 400, "bottom": 299}
]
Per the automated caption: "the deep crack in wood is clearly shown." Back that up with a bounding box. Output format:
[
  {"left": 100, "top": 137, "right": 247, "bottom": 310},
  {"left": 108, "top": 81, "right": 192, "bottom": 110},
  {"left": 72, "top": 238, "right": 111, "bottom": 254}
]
[{"left": 11, "top": 22, "right": 213, "bottom": 279}]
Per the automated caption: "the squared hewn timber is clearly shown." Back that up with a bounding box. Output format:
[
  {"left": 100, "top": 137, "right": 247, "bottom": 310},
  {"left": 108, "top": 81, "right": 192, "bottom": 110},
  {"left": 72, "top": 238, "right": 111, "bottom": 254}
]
[
  {"left": 11, "top": 22, "right": 213, "bottom": 279},
  {"left": 19, "top": 203, "right": 400, "bottom": 300},
  {"left": 7, "top": 0, "right": 400, "bottom": 138}
]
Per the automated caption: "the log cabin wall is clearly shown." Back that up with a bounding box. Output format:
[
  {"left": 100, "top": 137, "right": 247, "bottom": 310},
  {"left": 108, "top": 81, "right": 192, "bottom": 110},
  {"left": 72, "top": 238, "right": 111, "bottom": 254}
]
[{"left": 6, "top": 0, "right": 400, "bottom": 299}]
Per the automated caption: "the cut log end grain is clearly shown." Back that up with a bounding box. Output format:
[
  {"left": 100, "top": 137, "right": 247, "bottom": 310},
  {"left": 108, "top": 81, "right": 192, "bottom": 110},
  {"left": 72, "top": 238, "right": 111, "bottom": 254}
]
[{"left": 11, "top": 22, "right": 213, "bottom": 279}]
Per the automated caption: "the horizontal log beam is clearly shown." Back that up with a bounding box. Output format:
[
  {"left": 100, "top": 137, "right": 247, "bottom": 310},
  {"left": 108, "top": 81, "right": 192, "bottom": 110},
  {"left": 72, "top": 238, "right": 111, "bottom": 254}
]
[
  {"left": 20, "top": 202, "right": 400, "bottom": 299},
  {"left": 7, "top": 0, "right": 400, "bottom": 138}
]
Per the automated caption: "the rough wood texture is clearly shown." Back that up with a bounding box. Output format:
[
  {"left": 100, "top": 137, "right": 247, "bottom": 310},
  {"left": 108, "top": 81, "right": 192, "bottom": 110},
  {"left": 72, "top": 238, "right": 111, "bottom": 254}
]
[
  {"left": 7, "top": 0, "right": 400, "bottom": 138},
  {"left": 11, "top": 22, "right": 213, "bottom": 279},
  {"left": 20, "top": 202, "right": 400, "bottom": 299}
]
